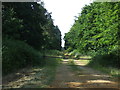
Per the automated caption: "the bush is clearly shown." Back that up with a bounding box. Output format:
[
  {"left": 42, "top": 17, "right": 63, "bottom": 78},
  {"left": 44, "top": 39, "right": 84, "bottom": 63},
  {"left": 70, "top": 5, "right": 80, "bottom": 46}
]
[
  {"left": 44, "top": 50, "right": 62, "bottom": 56},
  {"left": 2, "top": 38, "right": 44, "bottom": 75},
  {"left": 66, "top": 47, "right": 73, "bottom": 52},
  {"left": 88, "top": 49, "right": 119, "bottom": 68}
]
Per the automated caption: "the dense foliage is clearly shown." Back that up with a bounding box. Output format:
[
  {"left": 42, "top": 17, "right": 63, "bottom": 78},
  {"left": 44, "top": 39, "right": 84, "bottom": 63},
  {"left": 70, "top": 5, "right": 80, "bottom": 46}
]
[
  {"left": 2, "top": 2, "right": 61, "bottom": 50},
  {"left": 2, "top": 38, "right": 45, "bottom": 75},
  {"left": 2, "top": 2, "right": 61, "bottom": 75},
  {"left": 64, "top": 2, "right": 119, "bottom": 68}
]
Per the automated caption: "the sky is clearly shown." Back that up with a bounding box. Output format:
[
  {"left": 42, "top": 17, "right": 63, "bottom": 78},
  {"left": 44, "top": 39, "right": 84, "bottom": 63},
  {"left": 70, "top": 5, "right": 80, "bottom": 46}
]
[{"left": 41, "top": 0, "right": 93, "bottom": 47}]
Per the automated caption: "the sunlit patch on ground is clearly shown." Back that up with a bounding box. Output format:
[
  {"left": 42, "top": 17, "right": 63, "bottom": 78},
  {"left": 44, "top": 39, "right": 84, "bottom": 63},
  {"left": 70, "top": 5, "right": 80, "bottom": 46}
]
[
  {"left": 65, "top": 80, "right": 118, "bottom": 88},
  {"left": 87, "top": 80, "right": 116, "bottom": 84},
  {"left": 2, "top": 66, "right": 46, "bottom": 88},
  {"left": 65, "top": 82, "right": 82, "bottom": 87},
  {"left": 62, "top": 59, "right": 70, "bottom": 64},
  {"left": 78, "top": 74, "right": 111, "bottom": 78},
  {"left": 75, "top": 60, "right": 90, "bottom": 66},
  {"left": 50, "top": 59, "right": 119, "bottom": 88},
  {"left": 3, "top": 57, "right": 119, "bottom": 88},
  {"left": 33, "top": 68, "right": 42, "bottom": 72}
]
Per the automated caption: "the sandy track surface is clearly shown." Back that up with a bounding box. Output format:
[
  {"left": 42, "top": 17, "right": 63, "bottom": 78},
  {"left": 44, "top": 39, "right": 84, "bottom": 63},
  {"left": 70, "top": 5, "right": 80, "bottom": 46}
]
[
  {"left": 2, "top": 58, "right": 119, "bottom": 89},
  {"left": 50, "top": 59, "right": 119, "bottom": 88}
]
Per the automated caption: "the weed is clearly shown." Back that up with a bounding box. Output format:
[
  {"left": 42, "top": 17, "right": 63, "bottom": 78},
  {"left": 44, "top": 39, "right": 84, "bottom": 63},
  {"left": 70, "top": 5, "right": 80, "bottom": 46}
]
[{"left": 40, "top": 57, "right": 61, "bottom": 85}]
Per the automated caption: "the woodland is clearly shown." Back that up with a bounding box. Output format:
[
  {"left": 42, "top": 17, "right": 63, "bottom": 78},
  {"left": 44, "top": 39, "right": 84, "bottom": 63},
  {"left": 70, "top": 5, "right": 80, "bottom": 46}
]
[
  {"left": 2, "top": 2, "right": 61, "bottom": 75},
  {"left": 64, "top": 2, "right": 119, "bottom": 69},
  {"left": 2, "top": 2, "right": 120, "bottom": 89}
]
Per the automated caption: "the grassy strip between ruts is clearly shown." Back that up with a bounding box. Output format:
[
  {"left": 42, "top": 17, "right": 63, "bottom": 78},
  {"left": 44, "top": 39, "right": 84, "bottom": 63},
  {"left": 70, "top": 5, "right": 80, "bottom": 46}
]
[
  {"left": 67, "top": 59, "right": 80, "bottom": 72},
  {"left": 37, "top": 57, "right": 62, "bottom": 88},
  {"left": 19, "top": 57, "right": 62, "bottom": 88}
]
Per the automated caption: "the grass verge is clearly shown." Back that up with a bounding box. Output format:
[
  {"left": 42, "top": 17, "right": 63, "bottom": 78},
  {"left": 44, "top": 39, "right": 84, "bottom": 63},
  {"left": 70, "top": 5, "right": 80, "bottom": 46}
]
[{"left": 87, "top": 62, "right": 120, "bottom": 77}]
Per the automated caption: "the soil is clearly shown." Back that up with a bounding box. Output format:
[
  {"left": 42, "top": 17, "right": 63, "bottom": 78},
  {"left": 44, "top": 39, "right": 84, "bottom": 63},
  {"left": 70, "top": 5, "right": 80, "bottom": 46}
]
[
  {"left": 2, "top": 58, "right": 120, "bottom": 89},
  {"left": 49, "top": 59, "right": 119, "bottom": 88}
]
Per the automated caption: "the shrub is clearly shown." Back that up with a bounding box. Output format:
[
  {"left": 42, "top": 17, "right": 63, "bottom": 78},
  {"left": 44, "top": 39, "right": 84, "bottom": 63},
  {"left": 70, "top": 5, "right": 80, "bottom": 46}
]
[
  {"left": 44, "top": 50, "right": 62, "bottom": 56},
  {"left": 66, "top": 47, "right": 73, "bottom": 52},
  {"left": 2, "top": 38, "right": 44, "bottom": 75},
  {"left": 88, "top": 49, "right": 119, "bottom": 68}
]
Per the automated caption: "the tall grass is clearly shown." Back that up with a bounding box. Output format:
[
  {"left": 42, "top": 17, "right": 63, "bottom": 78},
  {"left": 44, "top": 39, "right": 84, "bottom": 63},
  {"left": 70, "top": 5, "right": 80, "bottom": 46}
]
[
  {"left": 40, "top": 57, "right": 61, "bottom": 86},
  {"left": 87, "top": 52, "right": 120, "bottom": 77},
  {"left": 2, "top": 38, "right": 44, "bottom": 75}
]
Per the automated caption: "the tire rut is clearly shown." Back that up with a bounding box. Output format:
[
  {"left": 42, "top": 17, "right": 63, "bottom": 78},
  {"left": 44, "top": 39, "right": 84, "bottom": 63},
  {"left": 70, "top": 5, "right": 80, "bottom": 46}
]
[{"left": 49, "top": 59, "right": 119, "bottom": 88}]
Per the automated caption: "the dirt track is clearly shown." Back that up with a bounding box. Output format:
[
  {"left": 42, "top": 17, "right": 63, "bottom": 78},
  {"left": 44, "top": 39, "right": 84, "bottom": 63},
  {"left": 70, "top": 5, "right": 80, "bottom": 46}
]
[
  {"left": 2, "top": 58, "right": 119, "bottom": 89},
  {"left": 50, "top": 59, "right": 119, "bottom": 88}
]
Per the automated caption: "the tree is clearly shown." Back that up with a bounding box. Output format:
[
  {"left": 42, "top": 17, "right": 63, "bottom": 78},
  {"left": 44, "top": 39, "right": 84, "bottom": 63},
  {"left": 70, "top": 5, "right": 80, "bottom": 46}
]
[{"left": 2, "top": 2, "right": 62, "bottom": 50}]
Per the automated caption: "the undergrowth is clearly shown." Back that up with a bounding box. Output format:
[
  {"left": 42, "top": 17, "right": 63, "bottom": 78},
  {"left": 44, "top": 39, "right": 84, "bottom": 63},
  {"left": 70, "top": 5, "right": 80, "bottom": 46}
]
[
  {"left": 87, "top": 54, "right": 120, "bottom": 77},
  {"left": 44, "top": 50, "right": 62, "bottom": 57},
  {"left": 2, "top": 38, "right": 44, "bottom": 75}
]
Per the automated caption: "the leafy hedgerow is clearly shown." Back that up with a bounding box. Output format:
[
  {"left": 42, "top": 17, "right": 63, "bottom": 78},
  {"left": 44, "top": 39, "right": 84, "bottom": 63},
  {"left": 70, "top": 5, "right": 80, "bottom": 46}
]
[{"left": 64, "top": 2, "right": 119, "bottom": 68}]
